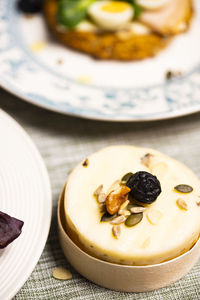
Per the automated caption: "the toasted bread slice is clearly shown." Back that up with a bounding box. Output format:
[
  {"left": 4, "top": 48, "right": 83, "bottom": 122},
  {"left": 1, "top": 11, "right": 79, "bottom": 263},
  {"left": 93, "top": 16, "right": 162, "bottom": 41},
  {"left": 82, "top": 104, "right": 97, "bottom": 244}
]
[{"left": 43, "top": 0, "right": 191, "bottom": 60}]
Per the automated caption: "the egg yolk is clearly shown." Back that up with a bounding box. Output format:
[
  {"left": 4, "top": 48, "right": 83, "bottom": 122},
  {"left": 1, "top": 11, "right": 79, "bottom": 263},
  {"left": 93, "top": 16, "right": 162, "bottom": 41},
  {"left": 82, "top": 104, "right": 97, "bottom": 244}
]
[{"left": 101, "top": 1, "right": 130, "bottom": 13}]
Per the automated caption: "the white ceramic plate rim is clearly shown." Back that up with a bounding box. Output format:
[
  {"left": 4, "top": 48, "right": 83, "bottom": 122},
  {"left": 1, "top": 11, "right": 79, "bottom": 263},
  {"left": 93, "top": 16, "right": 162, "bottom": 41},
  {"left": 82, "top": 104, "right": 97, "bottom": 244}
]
[{"left": 0, "top": 109, "right": 52, "bottom": 299}]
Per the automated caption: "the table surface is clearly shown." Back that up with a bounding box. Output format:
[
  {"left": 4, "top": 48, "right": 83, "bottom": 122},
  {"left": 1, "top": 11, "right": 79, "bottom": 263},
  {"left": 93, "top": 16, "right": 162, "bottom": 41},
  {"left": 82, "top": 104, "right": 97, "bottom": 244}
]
[{"left": 1, "top": 88, "right": 200, "bottom": 300}]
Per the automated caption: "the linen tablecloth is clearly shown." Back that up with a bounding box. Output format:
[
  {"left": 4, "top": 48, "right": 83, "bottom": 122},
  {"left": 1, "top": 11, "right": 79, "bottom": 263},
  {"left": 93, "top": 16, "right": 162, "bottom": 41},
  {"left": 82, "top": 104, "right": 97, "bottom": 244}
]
[{"left": 1, "top": 88, "right": 200, "bottom": 299}]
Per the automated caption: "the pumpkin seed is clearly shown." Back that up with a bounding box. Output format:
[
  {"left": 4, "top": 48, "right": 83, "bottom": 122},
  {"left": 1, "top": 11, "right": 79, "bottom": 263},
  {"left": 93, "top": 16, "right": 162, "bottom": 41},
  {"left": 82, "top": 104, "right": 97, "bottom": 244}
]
[
  {"left": 101, "top": 212, "right": 117, "bottom": 222},
  {"left": 121, "top": 172, "right": 133, "bottom": 185},
  {"left": 52, "top": 267, "right": 72, "bottom": 280},
  {"left": 112, "top": 225, "right": 121, "bottom": 239},
  {"left": 111, "top": 215, "right": 126, "bottom": 225},
  {"left": 125, "top": 213, "right": 143, "bottom": 227},
  {"left": 94, "top": 184, "right": 103, "bottom": 196},
  {"left": 174, "top": 184, "right": 193, "bottom": 193},
  {"left": 176, "top": 198, "right": 188, "bottom": 210}
]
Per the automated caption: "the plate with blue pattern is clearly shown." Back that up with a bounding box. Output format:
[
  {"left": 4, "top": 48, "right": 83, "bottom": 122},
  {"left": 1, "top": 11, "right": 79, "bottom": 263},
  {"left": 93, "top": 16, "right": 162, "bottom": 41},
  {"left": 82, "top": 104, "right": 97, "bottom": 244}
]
[{"left": 0, "top": 0, "right": 200, "bottom": 121}]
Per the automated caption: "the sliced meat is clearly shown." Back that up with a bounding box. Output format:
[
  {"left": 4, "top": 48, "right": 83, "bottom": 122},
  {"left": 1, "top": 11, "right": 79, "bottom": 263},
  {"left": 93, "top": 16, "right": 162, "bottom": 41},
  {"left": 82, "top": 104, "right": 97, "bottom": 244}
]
[{"left": 139, "top": 0, "right": 193, "bottom": 36}]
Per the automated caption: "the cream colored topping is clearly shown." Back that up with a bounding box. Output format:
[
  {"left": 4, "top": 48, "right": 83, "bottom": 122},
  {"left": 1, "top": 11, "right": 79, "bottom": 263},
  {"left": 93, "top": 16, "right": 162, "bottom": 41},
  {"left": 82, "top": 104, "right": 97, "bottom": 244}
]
[{"left": 65, "top": 145, "right": 200, "bottom": 265}]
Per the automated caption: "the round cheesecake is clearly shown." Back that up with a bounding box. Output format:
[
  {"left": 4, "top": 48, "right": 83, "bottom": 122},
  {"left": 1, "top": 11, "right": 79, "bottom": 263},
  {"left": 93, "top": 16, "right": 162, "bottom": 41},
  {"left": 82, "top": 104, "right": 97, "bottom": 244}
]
[{"left": 64, "top": 145, "right": 200, "bottom": 265}]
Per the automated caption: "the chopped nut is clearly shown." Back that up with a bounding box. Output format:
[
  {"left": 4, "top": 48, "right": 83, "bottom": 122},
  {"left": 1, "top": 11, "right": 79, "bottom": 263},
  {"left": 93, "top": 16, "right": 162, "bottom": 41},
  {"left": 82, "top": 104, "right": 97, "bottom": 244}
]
[
  {"left": 120, "top": 210, "right": 131, "bottom": 217},
  {"left": 146, "top": 209, "right": 163, "bottom": 225},
  {"left": 82, "top": 158, "right": 89, "bottom": 167},
  {"left": 118, "top": 199, "right": 130, "bottom": 215},
  {"left": 97, "top": 193, "right": 106, "bottom": 203},
  {"left": 141, "top": 153, "right": 153, "bottom": 168},
  {"left": 107, "top": 180, "right": 121, "bottom": 195},
  {"left": 111, "top": 215, "right": 126, "bottom": 225},
  {"left": 176, "top": 198, "right": 188, "bottom": 211},
  {"left": 112, "top": 225, "right": 121, "bottom": 239},
  {"left": 106, "top": 186, "right": 130, "bottom": 215},
  {"left": 94, "top": 184, "right": 103, "bottom": 196},
  {"left": 130, "top": 206, "right": 146, "bottom": 214},
  {"left": 52, "top": 267, "right": 72, "bottom": 280},
  {"left": 196, "top": 201, "right": 200, "bottom": 206}
]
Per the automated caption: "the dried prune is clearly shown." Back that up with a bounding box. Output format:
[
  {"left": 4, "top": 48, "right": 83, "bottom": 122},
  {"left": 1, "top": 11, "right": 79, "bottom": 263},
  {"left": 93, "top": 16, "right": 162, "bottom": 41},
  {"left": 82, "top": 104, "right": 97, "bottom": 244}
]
[{"left": 126, "top": 171, "right": 161, "bottom": 204}]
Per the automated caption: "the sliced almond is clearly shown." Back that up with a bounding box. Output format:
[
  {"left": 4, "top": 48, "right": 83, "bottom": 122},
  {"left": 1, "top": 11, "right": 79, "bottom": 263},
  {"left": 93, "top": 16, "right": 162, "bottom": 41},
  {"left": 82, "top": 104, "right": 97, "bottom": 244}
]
[
  {"left": 112, "top": 225, "right": 121, "bottom": 239},
  {"left": 111, "top": 215, "right": 126, "bottom": 225},
  {"left": 106, "top": 180, "right": 121, "bottom": 195},
  {"left": 196, "top": 201, "right": 200, "bottom": 206},
  {"left": 176, "top": 198, "right": 188, "bottom": 211},
  {"left": 106, "top": 186, "right": 130, "bottom": 215},
  {"left": 146, "top": 209, "right": 163, "bottom": 225},
  {"left": 97, "top": 192, "right": 106, "bottom": 203},
  {"left": 141, "top": 153, "right": 154, "bottom": 168},
  {"left": 130, "top": 206, "right": 146, "bottom": 214},
  {"left": 118, "top": 199, "right": 130, "bottom": 215},
  {"left": 151, "top": 162, "right": 168, "bottom": 179},
  {"left": 94, "top": 184, "right": 103, "bottom": 196},
  {"left": 141, "top": 237, "right": 151, "bottom": 249},
  {"left": 52, "top": 267, "right": 72, "bottom": 280}
]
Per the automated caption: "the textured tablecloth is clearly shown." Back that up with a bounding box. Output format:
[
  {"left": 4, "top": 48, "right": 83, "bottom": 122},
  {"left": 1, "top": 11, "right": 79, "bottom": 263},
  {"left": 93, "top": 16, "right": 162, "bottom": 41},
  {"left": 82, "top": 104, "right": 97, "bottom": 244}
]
[{"left": 1, "top": 88, "right": 200, "bottom": 300}]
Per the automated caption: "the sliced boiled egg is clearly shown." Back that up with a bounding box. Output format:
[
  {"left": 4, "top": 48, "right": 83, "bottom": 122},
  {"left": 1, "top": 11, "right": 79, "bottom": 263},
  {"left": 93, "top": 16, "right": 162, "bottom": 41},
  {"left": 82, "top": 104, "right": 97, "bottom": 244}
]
[
  {"left": 88, "top": 1, "right": 134, "bottom": 31},
  {"left": 136, "top": 0, "right": 171, "bottom": 10}
]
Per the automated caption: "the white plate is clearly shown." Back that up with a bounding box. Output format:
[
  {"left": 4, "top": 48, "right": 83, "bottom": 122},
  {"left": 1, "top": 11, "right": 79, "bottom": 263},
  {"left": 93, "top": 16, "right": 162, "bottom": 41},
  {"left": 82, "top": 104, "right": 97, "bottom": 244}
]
[
  {"left": 0, "top": 110, "right": 52, "bottom": 300},
  {"left": 0, "top": 0, "right": 200, "bottom": 121}
]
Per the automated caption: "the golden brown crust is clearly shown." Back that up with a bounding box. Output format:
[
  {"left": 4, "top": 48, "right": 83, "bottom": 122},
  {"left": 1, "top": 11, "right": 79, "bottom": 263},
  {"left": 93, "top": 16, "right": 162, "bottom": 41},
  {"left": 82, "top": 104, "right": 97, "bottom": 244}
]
[{"left": 43, "top": 0, "right": 171, "bottom": 60}]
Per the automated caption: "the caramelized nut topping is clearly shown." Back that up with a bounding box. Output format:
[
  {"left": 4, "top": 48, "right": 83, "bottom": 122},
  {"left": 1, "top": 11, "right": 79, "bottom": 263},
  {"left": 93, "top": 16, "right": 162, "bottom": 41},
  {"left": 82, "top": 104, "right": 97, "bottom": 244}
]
[{"left": 106, "top": 186, "right": 131, "bottom": 215}]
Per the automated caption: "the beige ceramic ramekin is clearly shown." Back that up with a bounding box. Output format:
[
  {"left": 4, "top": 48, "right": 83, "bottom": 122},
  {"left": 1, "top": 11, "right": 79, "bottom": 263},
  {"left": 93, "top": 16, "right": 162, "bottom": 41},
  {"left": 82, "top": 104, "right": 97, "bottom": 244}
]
[{"left": 58, "top": 185, "right": 200, "bottom": 292}]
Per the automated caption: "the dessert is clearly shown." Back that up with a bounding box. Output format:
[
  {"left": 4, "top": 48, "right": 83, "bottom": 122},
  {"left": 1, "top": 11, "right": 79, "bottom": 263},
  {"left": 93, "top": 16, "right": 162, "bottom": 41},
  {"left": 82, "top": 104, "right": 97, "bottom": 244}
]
[
  {"left": 64, "top": 145, "right": 200, "bottom": 265},
  {"left": 43, "top": 0, "right": 193, "bottom": 60}
]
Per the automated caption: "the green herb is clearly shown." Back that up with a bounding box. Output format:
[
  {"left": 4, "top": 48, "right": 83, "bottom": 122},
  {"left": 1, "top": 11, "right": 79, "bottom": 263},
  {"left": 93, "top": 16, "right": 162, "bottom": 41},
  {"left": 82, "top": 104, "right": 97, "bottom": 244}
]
[
  {"left": 132, "top": 0, "right": 142, "bottom": 19},
  {"left": 58, "top": 0, "right": 95, "bottom": 29},
  {"left": 123, "top": 0, "right": 142, "bottom": 19}
]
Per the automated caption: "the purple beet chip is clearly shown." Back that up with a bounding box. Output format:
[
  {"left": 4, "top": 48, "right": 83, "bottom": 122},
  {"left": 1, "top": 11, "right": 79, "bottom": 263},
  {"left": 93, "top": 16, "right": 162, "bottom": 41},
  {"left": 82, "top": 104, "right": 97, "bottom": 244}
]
[{"left": 0, "top": 211, "right": 24, "bottom": 249}]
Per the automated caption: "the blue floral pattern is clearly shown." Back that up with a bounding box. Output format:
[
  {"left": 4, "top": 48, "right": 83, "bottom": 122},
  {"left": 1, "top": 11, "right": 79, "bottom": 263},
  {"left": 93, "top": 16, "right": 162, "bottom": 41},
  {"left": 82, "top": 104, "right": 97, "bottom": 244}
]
[{"left": 0, "top": 0, "right": 200, "bottom": 121}]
